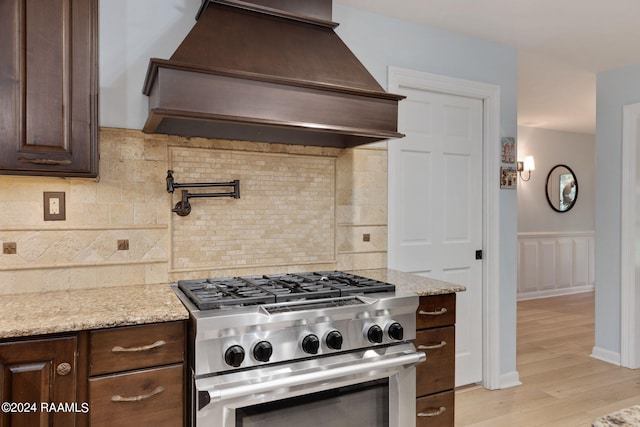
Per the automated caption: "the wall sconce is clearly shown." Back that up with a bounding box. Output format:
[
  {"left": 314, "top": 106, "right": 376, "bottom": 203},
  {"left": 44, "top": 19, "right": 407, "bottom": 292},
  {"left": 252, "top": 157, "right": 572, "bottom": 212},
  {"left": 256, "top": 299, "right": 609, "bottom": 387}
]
[{"left": 517, "top": 156, "right": 535, "bottom": 181}]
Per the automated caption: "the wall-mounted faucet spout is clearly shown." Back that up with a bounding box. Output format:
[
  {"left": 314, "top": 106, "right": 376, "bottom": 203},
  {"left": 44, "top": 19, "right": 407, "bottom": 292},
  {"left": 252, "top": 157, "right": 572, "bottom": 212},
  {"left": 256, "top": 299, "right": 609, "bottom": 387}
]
[{"left": 166, "top": 170, "right": 240, "bottom": 216}]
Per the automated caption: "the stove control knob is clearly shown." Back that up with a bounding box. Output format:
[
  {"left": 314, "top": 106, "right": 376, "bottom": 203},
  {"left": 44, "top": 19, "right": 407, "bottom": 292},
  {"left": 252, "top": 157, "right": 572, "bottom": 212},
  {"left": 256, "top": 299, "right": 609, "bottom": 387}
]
[
  {"left": 253, "top": 341, "right": 273, "bottom": 363},
  {"left": 367, "top": 325, "right": 384, "bottom": 343},
  {"left": 224, "top": 345, "right": 245, "bottom": 367},
  {"left": 388, "top": 322, "right": 404, "bottom": 341},
  {"left": 302, "top": 334, "right": 320, "bottom": 354},
  {"left": 326, "top": 330, "right": 343, "bottom": 350}
]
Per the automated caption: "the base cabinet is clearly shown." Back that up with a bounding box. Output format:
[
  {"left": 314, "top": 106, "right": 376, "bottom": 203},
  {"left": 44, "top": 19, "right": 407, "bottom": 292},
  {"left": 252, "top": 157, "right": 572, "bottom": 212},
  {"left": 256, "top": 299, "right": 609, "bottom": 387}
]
[
  {"left": 89, "top": 364, "right": 183, "bottom": 426},
  {"left": 88, "top": 321, "right": 185, "bottom": 427},
  {"left": 0, "top": 336, "right": 79, "bottom": 427},
  {"left": 416, "top": 391, "right": 455, "bottom": 427},
  {"left": 0, "top": 320, "right": 185, "bottom": 427},
  {"left": 415, "top": 293, "right": 456, "bottom": 426}
]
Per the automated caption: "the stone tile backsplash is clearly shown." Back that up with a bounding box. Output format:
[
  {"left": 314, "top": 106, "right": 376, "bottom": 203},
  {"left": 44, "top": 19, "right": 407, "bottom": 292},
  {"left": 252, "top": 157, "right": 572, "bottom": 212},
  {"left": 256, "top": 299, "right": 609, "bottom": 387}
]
[
  {"left": 0, "top": 128, "right": 388, "bottom": 294},
  {"left": 169, "top": 146, "right": 336, "bottom": 274}
]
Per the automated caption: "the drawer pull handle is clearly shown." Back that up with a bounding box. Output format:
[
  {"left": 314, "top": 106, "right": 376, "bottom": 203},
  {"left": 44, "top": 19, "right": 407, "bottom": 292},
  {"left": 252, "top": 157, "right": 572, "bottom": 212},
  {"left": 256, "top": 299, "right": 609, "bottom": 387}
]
[
  {"left": 418, "top": 406, "right": 447, "bottom": 417},
  {"left": 418, "top": 341, "right": 447, "bottom": 350},
  {"left": 112, "top": 340, "right": 166, "bottom": 353},
  {"left": 419, "top": 308, "right": 447, "bottom": 316},
  {"left": 111, "top": 386, "right": 165, "bottom": 402},
  {"left": 18, "top": 157, "right": 72, "bottom": 165}
]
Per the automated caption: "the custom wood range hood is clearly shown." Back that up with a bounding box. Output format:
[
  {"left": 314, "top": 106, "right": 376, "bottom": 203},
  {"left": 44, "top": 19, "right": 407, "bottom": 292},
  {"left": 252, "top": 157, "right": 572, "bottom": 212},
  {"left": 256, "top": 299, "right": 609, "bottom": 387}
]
[{"left": 142, "top": 0, "right": 405, "bottom": 148}]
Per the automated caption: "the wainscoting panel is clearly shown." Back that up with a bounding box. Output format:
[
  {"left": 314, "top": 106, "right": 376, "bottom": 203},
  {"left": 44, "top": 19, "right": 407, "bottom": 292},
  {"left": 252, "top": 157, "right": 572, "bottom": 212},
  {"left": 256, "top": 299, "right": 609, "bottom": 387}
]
[
  {"left": 518, "top": 240, "right": 538, "bottom": 293},
  {"left": 539, "top": 239, "right": 557, "bottom": 290},
  {"left": 517, "top": 232, "right": 595, "bottom": 300},
  {"left": 574, "top": 238, "right": 590, "bottom": 286},
  {"left": 557, "top": 239, "right": 573, "bottom": 288}
]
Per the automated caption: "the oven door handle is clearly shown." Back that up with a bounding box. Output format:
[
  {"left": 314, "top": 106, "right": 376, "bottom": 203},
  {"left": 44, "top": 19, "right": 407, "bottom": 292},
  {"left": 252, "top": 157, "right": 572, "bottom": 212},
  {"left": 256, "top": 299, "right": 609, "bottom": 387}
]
[{"left": 204, "top": 350, "right": 426, "bottom": 406}]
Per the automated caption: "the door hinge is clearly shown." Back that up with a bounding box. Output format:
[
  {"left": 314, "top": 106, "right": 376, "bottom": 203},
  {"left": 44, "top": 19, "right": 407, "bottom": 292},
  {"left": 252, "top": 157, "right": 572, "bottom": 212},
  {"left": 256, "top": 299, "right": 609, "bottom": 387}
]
[{"left": 475, "top": 250, "right": 483, "bottom": 260}]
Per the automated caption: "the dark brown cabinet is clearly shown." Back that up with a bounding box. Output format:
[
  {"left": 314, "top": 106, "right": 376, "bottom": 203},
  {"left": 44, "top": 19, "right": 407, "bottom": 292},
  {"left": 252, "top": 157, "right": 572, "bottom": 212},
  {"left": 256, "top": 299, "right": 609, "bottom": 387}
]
[
  {"left": 415, "top": 293, "right": 456, "bottom": 427},
  {"left": 0, "top": 336, "right": 80, "bottom": 427},
  {"left": 0, "top": 321, "right": 186, "bottom": 427},
  {"left": 88, "top": 321, "right": 185, "bottom": 427},
  {"left": 0, "top": 0, "right": 98, "bottom": 177}
]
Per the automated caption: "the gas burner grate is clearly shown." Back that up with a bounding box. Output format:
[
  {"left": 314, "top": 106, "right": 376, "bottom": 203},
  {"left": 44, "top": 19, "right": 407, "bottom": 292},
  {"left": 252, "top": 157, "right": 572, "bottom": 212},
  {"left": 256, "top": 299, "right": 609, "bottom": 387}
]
[
  {"left": 178, "top": 278, "right": 275, "bottom": 310},
  {"left": 242, "top": 275, "right": 341, "bottom": 302},
  {"left": 294, "top": 271, "right": 396, "bottom": 295},
  {"left": 178, "top": 271, "right": 395, "bottom": 310}
]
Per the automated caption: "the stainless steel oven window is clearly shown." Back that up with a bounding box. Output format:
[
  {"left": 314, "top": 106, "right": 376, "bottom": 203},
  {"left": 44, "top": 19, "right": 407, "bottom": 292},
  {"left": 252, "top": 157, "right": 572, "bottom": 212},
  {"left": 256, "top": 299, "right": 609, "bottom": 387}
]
[{"left": 235, "top": 378, "right": 389, "bottom": 427}]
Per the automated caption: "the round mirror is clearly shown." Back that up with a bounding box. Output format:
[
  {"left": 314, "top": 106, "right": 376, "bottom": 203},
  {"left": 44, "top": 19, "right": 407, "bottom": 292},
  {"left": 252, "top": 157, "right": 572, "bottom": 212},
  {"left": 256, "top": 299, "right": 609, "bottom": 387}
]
[{"left": 545, "top": 164, "right": 578, "bottom": 213}]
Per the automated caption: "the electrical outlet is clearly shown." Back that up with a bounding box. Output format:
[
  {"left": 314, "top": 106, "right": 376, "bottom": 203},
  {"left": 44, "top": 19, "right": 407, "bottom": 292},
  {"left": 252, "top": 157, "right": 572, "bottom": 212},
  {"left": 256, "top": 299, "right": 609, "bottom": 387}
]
[
  {"left": 117, "top": 240, "right": 129, "bottom": 251},
  {"left": 3, "top": 242, "right": 16, "bottom": 255},
  {"left": 50, "top": 197, "right": 59, "bottom": 214},
  {"left": 44, "top": 192, "right": 66, "bottom": 221}
]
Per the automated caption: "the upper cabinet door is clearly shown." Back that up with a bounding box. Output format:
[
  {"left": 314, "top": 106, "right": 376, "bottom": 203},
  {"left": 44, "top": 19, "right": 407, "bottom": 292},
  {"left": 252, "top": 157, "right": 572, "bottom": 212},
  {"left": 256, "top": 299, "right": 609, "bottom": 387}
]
[{"left": 0, "top": 0, "right": 98, "bottom": 177}]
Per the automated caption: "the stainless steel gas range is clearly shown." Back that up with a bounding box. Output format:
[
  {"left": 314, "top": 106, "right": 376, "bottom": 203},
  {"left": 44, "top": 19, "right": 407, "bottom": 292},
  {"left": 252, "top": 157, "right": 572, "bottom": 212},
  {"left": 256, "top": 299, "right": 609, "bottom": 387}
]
[{"left": 173, "top": 271, "right": 424, "bottom": 427}]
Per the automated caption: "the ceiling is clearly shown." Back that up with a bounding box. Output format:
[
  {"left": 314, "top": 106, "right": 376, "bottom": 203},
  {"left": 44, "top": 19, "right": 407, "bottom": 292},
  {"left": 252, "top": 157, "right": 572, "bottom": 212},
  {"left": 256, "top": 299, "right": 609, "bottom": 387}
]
[{"left": 339, "top": 0, "right": 640, "bottom": 135}]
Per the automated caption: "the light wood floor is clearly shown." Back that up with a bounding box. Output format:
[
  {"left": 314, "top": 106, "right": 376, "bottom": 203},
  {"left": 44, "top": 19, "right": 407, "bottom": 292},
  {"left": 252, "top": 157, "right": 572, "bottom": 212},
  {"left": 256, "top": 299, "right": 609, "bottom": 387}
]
[{"left": 455, "top": 292, "right": 640, "bottom": 426}]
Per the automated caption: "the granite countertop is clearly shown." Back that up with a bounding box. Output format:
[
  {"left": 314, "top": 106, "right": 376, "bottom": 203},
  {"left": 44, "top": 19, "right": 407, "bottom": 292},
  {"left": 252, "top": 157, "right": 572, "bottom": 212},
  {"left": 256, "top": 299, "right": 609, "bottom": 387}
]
[
  {"left": 0, "top": 269, "right": 462, "bottom": 340},
  {"left": 347, "top": 268, "right": 466, "bottom": 296},
  {"left": 0, "top": 284, "right": 189, "bottom": 340}
]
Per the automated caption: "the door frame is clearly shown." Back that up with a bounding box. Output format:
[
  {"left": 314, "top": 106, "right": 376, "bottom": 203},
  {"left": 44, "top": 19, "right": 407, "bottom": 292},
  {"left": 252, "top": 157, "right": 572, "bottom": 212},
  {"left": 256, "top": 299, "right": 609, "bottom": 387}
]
[
  {"left": 388, "top": 66, "right": 502, "bottom": 389},
  {"left": 620, "top": 102, "right": 640, "bottom": 368}
]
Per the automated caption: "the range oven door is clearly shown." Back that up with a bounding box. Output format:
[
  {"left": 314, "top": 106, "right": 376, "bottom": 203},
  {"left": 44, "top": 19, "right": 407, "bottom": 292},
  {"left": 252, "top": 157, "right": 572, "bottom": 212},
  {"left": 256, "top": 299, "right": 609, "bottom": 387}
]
[{"left": 193, "top": 344, "right": 425, "bottom": 427}]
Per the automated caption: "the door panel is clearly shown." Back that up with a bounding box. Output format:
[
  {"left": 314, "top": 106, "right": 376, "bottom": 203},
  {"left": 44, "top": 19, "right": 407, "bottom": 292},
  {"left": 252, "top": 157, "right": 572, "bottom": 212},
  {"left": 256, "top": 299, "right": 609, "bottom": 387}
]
[
  {"left": 400, "top": 150, "right": 431, "bottom": 244},
  {"left": 0, "top": 336, "right": 77, "bottom": 427},
  {"left": 443, "top": 153, "right": 470, "bottom": 241},
  {"left": 389, "top": 88, "right": 483, "bottom": 386},
  {"left": 0, "top": 0, "right": 98, "bottom": 176}
]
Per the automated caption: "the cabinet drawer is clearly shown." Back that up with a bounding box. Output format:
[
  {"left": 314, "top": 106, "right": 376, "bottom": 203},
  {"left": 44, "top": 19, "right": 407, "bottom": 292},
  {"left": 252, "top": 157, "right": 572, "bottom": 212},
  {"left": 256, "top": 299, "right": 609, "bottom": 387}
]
[
  {"left": 416, "top": 326, "right": 455, "bottom": 397},
  {"left": 416, "top": 390, "right": 455, "bottom": 427},
  {"left": 90, "top": 364, "right": 183, "bottom": 427},
  {"left": 90, "top": 321, "right": 184, "bottom": 375},
  {"left": 416, "top": 294, "right": 456, "bottom": 329}
]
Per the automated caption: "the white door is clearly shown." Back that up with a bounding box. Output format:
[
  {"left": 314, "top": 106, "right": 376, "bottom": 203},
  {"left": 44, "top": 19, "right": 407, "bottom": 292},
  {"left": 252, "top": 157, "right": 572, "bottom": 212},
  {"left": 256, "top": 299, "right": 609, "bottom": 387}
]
[{"left": 388, "top": 88, "right": 483, "bottom": 387}]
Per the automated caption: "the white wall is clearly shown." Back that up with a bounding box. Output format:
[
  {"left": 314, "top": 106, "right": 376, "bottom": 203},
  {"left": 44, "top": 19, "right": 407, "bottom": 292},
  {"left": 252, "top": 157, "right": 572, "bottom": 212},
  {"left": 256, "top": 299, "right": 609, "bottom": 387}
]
[
  {"left": 517, "top": 127, "right": 595, "bottom": 300},
  {"left": 596, "top": 62, "right": 640, "bottom": 359},
  {"left": 99, "top": 0, "right": 199, "bottom": 129},
  {"left": 517, "top": 126, "right": 595, "bottom": 233},
  {"left": 98, "top": 0, "right": 519, "bottom": 385}
]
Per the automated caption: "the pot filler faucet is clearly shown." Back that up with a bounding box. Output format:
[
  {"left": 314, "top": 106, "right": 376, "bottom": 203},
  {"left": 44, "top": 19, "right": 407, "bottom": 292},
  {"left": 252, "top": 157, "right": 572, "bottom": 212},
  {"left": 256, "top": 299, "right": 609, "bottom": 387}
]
[{"left": 166, "top": 170, "right": 240, "bottom": 216}]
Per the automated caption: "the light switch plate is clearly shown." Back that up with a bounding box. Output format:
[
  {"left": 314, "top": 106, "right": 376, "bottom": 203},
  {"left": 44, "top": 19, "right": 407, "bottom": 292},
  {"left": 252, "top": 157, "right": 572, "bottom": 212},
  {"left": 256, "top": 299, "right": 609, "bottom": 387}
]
[{"left": 44, "top": 192, "right": 66, "bottom": 221}]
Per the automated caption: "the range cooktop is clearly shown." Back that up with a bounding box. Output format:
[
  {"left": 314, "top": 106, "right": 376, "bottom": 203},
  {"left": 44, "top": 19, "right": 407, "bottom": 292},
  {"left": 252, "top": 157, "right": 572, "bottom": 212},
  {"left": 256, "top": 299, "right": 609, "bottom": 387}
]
[{"left": 177, "top": 271, "right": 395, "bottom": 310}]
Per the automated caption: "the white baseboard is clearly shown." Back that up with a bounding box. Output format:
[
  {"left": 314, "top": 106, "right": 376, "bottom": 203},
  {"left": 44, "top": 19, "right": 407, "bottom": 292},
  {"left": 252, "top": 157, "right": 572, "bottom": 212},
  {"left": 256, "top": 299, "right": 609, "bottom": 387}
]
[
  {"left": 499, "top": 371, "right": 522, "bottom": 389},
  {"left": 591, "top": 346, "right": 621, "bottom": 366},
  {"left": 517, "top": 285, "right": 595, "bottom": 301}
]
